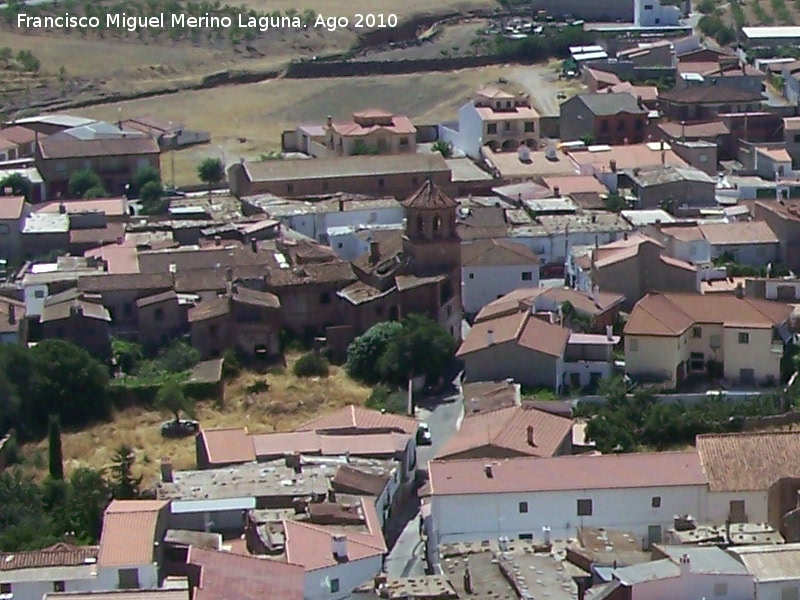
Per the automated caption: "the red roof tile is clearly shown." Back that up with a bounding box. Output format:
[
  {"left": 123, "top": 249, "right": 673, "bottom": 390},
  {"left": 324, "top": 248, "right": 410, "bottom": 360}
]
[
  {"left": 199, "top": 427, "right": 256, "bottom": 466},
  {"left": 401, "top": 180, "right": 458, "bottom": 210},
  {"left": 296, "top": 405, "right": 418, "bottom": 435},
  {"left": 98, "top": 500, "right": 168, "bottom": 567},
  {"left": 0, "top": 543, "right": 99, "bottom": 571}
]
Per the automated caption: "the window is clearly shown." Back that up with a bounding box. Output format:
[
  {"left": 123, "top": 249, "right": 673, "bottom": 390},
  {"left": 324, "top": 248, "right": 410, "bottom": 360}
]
[
  {"left": 53, "top": 581, "right": 66, "bottom": 593},
  {"left": 651, "top": 496, "right": 661, "bottom": 508},
  {"left": 337, "top": 242, "right": 343, "bottom": 249},
  {"left": 644, "top": 3, "right": 653, "bottom": 8},
  {"left": 521, "top": 272, "right": 533, "bottom": 281},
  {"left": 524, "top": 121, "right": 535, "bottom": 133},
  {"left": 782, "top": 588, "right": 799, "bottom": 600},
  {"left": 320, "top": 293, "right": 331, "bottom": 305},
  {"left": 34, "top": 289, "right": 45, "bottom": 299},
  {"left": 0, "top": 584, "right": 11, "bottom": 594},
  {"left": 714, "top": 582, "right": 728, "bottom": 597},
  {"left": 693, "top": 326, "right": 702, "bottom": 338},
  {"left": 287, "top": 184, "right": 294, "bottom": 194},
  {"left": 487, "top": 123, "right": 498, "bottom": 135},
  {"left": 400, "top": 137, "right": 410, "bottom": 147},
  {"left": 519, "top": 533, "right": 533, "bottom": 540},
  {"left": 468, "top": 273, "right": 474, "bottom": 279},
  {"left": 504, "top": 121, "right": 511, "bottom": 131},
  {"left": 118, "top": 568, "right": 139, "bottom": 589},
  {"left": 519, "top": 501, "right": 529, "bottom": 513},
  {"left": 378, "top": 178, "right": 385, "bottom": 188},
  {"left": 154, "top": 308, "right": 164, "bottom": 321},
  {"left": 330, "top": 579, "right": 340, "bottom": 594},
  {"left": 505, "top": 101, "right": 512, "bottom": 108},
  {"left": 629, "top": 338, "right": 638, "bottom": 352},
  {"left": 635, "top": 120, "right": 643, "bottom": 131},
  {"left": 617, "top": 120, "right": 626, "bottom": 131},
  {"left": 577, "top": 498, "right": 593, "bottom": 516},
  {"left": 738, "top": 332, "right": 750, "bottom": 344},
  {"left": 795, "top": 134, "right": 800, "bottom": 143}
]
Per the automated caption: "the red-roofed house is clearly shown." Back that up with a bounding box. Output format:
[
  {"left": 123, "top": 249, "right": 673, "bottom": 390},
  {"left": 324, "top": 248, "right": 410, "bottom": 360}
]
[
  {"left": 301, "top": 110, "right": 418, "bottom": 158},
  {"left": 0, "top": 194, "right": 31, "bottom": 261},
  {"left": 428, "top": 451, "right": 709, "bottom": 548},
  {"left": 187, "top": 547, "right": 304, "bottom": 600},
  {"left": 0, "top": 543, "right": 101, "bottom": 600}
]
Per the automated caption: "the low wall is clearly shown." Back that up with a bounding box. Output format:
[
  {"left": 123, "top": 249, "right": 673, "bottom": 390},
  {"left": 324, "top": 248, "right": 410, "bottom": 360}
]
[{"left": 284, "top": 55, "right": 520, "bottom": 79}]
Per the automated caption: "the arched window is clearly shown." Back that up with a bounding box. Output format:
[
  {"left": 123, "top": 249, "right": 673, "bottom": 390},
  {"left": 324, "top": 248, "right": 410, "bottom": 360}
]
[
  {"left": 416, "top": 214, "right": 424, "bottom": 235},
  {"left": 433, "top": 215, "right": 442, "bottom": 236}
]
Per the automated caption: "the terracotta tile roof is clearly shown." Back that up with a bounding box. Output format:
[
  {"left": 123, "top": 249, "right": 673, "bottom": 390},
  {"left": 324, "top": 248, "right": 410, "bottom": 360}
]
[
  {"left": 78, "top": 273, "right": 173, "bottom": 293},
  {"left": 583, "top": 68, "right": 622, "bottom": 87},
  {"left": 38, "top": 136, "right": 159, "bottom": 159},
  {"left": 331, "top": 113, "right": 416, "bottom": 136},
  {"left": 699, "top": 221, "right": 778, "bottom": 245},
  {"left": 331, "top": 464, "right": 391, "bottom": 496},
  {"left": 199, "top": 427, "right": 256, "bottom": 466},
  {"left": 135, "top": 290, "right": 178, "bottom": 308},
  {"left": 401, "top": 179, "right": 457, "bottom": 210},
  {"left": 0, "top": 543, "right": 99, "bottom": 571},
  {"left": 659, "top": 225, "right": 705, "bottom": 242},
  {"left": 37, "top": 198, "right": 128, "bottom": 217},
  {"left": 659, "top": 254, "right": 697, "bottom": 272},
  {"left": 84, "top": 245, "right": 140, "bottom": 275},
  {"left": 462, "top": 380, "right": 519, "bottom": 417},
  {"left": 0, "top": 195, "right": 26, "bottom": 220},
  {"left": 69, "top": 223, "right": 127, "bottom": 246},
  {"left": 188, "top": 297, "right": 230, "bottom": 323},
  {"left": 461, "top": 239, "right": 539, "bottom": 267},
  {"left": 457, "top": 311, "right": 570, "bottom": 358},
  {"left": 567, "top": 145, "right": 689, "bottom": 172},
  {"left": 697, "top": 431, "right": 800, "bottom": 492},
  {"left": 659, "top": 120, "right": 730, "bottom": 139},
  {"left": 436, "top": 405, "right": 573, "bottom": 460},
  {"left": 188, "top": 547, "right": 304, "bottom": 600},
  {"left": 592, "top": 233, "right": 663, "bottom": 268},
  {"left": 231, "top": 285, "right": 280, "bottom": 309},
  {"left": 40, "top": 299, "right": 111, "bottom": 323},
  {"left": 296, "top": 404, "right": 418, "bottom": 435},
  {"left": 0, "top": 125, "right": 38, "bottom": 145},
  {"left": 429, "top": 451, "right": 706, "bottom": 496},
  {"left": 625, "top": 292, "right": 792, "bottom": 336},
  {"left": 45, "top": 592, "right": 186, "bottom": 600},
  {"left": 98, "top": 500, "right": 168, "bottom": 567},
  {"left": 609, "top": 82, "right": 659, "bottom": 103},
  {"left": 541, "top": 175, "right": 609, "bottom": 195},
  {"left": 475, "top": 287, "right": 623, "bottom": 323},
  {"left": 660, "top": 86, "right": 764, "bottom": 104},
  {"left": 249, "top": 430, "right": 408, "bottom": 460},
  {"left": 283, "top": 498, "right": 386, "bottom": 571}
]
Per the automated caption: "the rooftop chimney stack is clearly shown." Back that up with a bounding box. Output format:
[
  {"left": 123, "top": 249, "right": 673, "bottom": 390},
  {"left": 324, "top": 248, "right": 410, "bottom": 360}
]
[
  {"left": 373, "top": 574, "right": 388, "bottom": 591},
  {"left": 369, "top": 240, "right": 380, "bottom": 266},
  {"left": 160, "top": 459, "right": 173, "bottom": 483},
  {"left": 606, "top": 324, "right": 613, "bottom": 341},
  {"left": 338, "top": 199, "right": 345, "bottom": 212},
  {"left": 735, "top": 283, "right": 745, "bottom": 299},
  {"left": 250, "top": 237, "right": 258, "bottom": 253},
  {"left": 678, "top": 553, "right": 691, "bottom": 576},
  {"left": 214, "top": 235, "right": 222, "bottom": 246},
  {"left": 526, "top": 425, "right": 535, "bottom": 447},
  {"left": 58, "top": 202, "right": 66, "bottom": 214},
  {"left": 326, "top": 115, "right": 333, "bottom": 128},
  {"left": 332, "top": 534, "right": 348, "bottom": 561},
  {"left": 609, "top": 159, "right": 617, "bottom": 173},
  {"left": 553, "top": 186, "right": 560, "bottom": 198},
  {"left": 487, "top": 329, "right": 494, "bottom": 346}
]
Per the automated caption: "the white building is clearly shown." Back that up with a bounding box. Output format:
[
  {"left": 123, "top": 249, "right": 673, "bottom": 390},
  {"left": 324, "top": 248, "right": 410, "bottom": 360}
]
[
  {"left": 729, "top": 544, "right": 800, "bottom": 600},
  {"left": 634, "top": 0, "right": 681, "bottom": 27},
  {"left": 461, "top": 239, "right": 540, "bottom": 314},
  {"left": 610, "top": 546, "right": 754, "bottom": 600},
  {"left": 427, "top": 451, "right": 709, "bottom": 556},
  {"left": 327, "top": 224, "right": 404, "bottom": 261},
  {"left": 0, "top": 544, "right": 102, "bottom": 600}
]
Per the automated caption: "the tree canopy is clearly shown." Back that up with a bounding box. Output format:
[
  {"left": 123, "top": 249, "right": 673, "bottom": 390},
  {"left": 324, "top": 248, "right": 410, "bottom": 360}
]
[
  {"left": 197, "top": 157, "right": 224, "bottom": 186},
  {"left": 154, "top": 381, "right": 194, "bottom": 424},
  {"left": 346, "top": 321, "right": 403, "bottom": 383},
  {"left": 68, "top": 169, "right": 104, "bottom": 199}
]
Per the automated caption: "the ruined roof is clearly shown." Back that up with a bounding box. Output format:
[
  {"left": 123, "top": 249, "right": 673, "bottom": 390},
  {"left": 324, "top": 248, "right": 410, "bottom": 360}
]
[
  {"left": 697, "top": 430, "right": 800, "bottom": 492},
  {"left": 436, "top": 405, "right": 573, "bottom": 460},
  {"left": 659, "top": 86, "right": 764, "bottom": 104},
  {"left": 187, "top": 296, "right": 230, "bottom": 323},
  {"left": 40, "top": 299, "right": 111, "bottom": 323},
  {"left": 0, "top": 543, "right": 99, "bottom": 571},
  {"left": 331, "top": 464, "right": 391, "bottom": 496}
]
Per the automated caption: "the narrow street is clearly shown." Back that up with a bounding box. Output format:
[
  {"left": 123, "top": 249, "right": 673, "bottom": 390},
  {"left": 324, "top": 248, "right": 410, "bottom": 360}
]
[{"left": 383, "top": 390, "right": 463, "bottom": 577}]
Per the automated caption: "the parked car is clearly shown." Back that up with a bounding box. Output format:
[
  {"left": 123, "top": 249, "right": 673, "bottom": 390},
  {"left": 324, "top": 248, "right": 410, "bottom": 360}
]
[
  {"left": 417, "top": 422, "right": 432, "bottom": 446},
  {"left": 161, "top": 419, "right": 199, "bottom": 438}
]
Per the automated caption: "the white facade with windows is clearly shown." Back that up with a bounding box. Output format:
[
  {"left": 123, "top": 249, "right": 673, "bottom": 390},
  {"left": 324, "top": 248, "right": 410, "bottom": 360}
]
[
  {"left": 462, "top": 264, "right": 540, "bottom": 315},
  {"left": 634, "top": 0, "right": 681, "bottom": 26},
  {"left": 304, "top": 556, "right": 384, "bottom": 600}
]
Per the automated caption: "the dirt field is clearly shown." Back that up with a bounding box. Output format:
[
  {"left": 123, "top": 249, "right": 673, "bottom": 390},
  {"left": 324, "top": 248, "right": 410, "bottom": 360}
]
[
  {"left": 239, "top": 0, "right": 497, "bottom": 18},
  {"left": 19, "top": 355, "right": 371, "bottom": 486},
  {"left": 72, "top": 66, "right": 510, "bottom": 185}
]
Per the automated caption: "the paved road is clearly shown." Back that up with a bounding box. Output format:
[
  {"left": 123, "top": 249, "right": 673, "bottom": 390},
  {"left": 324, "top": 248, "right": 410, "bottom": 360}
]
[{"left": 384, "top": 390, "right": 463, "bottom": 578}]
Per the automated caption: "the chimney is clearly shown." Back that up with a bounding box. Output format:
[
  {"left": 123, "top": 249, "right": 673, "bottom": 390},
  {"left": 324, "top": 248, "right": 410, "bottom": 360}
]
[
  {"left": 250, "top": 237, "right": 258, "bottom": 253},
  {"left": 486, "top": 329, "right": 494, "bottom": 346},
  {"left": 735, "top": 283, "right": 745, "bottom": 299},
  {"left": 678, "top": 553, "right": 691, "bottom": 576},
  {"left": 63, "top": 531, "right": 77, "bottom": 545},
  {"left": 606, "top": 324, "right": 614, "bottom": 340},
  {"left": 681, "top": 120, "right": 686, "bottom": 141},
  {"left": 373, "top": 573, "right": 388, "bottom": 591},
  {"left": 338, "top": 199, "right": 345, "bottom": 212},
  {"left": 542, "top": 526, "right": 552, "bottom": 546},
  {"left": 8, "top": 304, "right": 15, "bottom": 325},
  {"left": 225, "top": 266, "right": 233, "bottom": 283},
  {"left": 609, "top": 159, "right": 617, "bottom": 173},
  {"left": 553, "top": 186, "right": 560, "bottom": 197},
  {"left": 484, "top": 463, "right": 493, "bottom": 478},
  {"left": 463, "top": 565, "right": 474, "bottom": 594},
  {"left": 58, "top": 202, "right": 66, "bottom": 214},
  {"left": 70, "top": 303, "right": 84, "bottom": 317},
  {"left": 369, "top": 240, "right": 380, "bottom": 266},
  {"left": 292, "top": 497, "right": 307, "bottom": 515},
  {"left": 214, "top": 235, "right": 222, "bottom": 246},
  {"left": 117, "top": 236, "right": 124, "bottom": 245},
  {"left": 160, "top": 459, "right": 173, "bottom": 483},
  {"left": 326, "top": 115, "right": 333, "bottom": 128},
  {"left": 623, "top": 232, "right": 628, "bottom": 241},
  {"left": 285, "top": 452, "right": 302, "bottom": 473},
  {"left": 327, "top": 488, "right": 336, "bottom": 503},
  {"left": 526, "top": 425, "right": 535, "bottom": 447},
  {"left": 637, "top": 95, "right": 644, "bottom": 108},
  {"left": 332, "top": 534, "right": 348, "bottom": 561}
]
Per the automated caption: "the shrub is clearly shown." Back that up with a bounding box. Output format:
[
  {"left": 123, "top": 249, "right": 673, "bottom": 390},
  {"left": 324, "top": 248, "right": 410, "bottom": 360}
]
[
  {"left": 365, "top": 385, "right": 408, "bottom": 414},
  {"left": 293, "top": 352, "right": 329, "bottom": 378},
  {"left": 346, "top": 321, "right": 403, "bottom": 383},
  {"left": 222, "top": 348, "right": 242, "bottom": 379},
  {"left": 158, "top": 340, "right": 200, "bottom": 373},
  {"left": 68, "top": 169, "right": 103, "bottom": 199}
]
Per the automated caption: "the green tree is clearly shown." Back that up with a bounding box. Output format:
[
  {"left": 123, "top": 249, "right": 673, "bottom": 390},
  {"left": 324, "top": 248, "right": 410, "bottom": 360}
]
[
  {"left": 377, "top": 314, "right": 456, "bottom": 385},
  {"left": 48, "top": 414, "right": 64, "bottom": 480},
  {"left": 431, "top": 140, "right": 454, "bottom": 158},
  {"left": 132, "top": 165, "right": 160, "bottom": 195},
  {"left": 293, "top": 351, "right": 330, "bottom": 377},
  {"left": 139, "top": 180, "right": 165, "bottom": 214},
  {"left": 365, "top": 384, "right": 408, "bottom": 414},
  {"left": 64, "top": 467, "right": 111, "bottom": 542},
  {"left": 603, "top": 193, "right": 627, "bottom": 213},
  {"left": 29, "top": 340, "right": 110, "bottom": 432},
  {"left": 0, "top": 173, "right": 32, "bottom": 201},
  {"left": 155, "top": 380, "right": 194, "bottom": 424},
  {"left": 83, "top": 186, "right": 108, "bottom": 199},
  {"left": 158, "top": 340, "right": 200, "bottom": 372},
  {"left": 346, "top": 321, "right": 403, "bottom": 383},
  {"left": 109, "top": 444, "right": 142, "bottom": 500},
  {"left": 0, "top": 46, "right": 12, "bottom": 68},
  {"left": 68, "top": 169, "right": 103, "bottom": 199},
  {"left": 197, "top": 157, "right": 224, "bottom": 194},
  {"left": 111, "top": 338, "right": 143, "bottom": 374}
]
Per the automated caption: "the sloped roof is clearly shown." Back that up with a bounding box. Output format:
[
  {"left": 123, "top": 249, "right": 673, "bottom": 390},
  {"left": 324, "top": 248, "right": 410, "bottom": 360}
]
[
  {"left": 697, "top": 430, "right": 800, "bottom": 492},
  {"left": 457, "top": 311, "right": 570, "bottom": 358},
  {"left": 0, "top": 543, "right": 99, "bottom": 571},
  {"left": 38, "top": 136, "right": 159, "bottom": 159},
  {"left": 698, "top": 221, "right": 778, "bottom": 245},
  {"left": 331, "top": 463, "right": 391, "bottom": 496},
  {"left": 188, "top": 297, "right": 230, "bottom": 323},
  {"left": 436, "top": 405, "right": 573, "bottom": 460},
  {"left": 461, "top": 239, "right": 539, "bottom": 267},
  {"left": 401, "top": 179, "right": 457, "bottom": 210},
  {"left": 625, "top": 292, "right": 792, "bottom": 336},
  {"left": 573, "top": 93, "right": 647, "bottom": 116},
  {"left": 0, "top": 195, "right": 26, "bottom": 220},
  {"left": 296, "top": 404, "right": 418, "bottom": 435},
  {"left": 199, "top": 427, "right": 256, "bottom": 466},
  {"left": 40, "top": 300, "right": 111, "bottom": 323},
  {"left": 660, "top": 86, "right": 764, "bottom": 104},
  {"left": 98, "top": 500, "right": 168, "bottom": 567}
]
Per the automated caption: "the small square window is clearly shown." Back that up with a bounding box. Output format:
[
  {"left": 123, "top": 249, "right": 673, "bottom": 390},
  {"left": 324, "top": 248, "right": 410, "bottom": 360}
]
[
  {"left": 738, "top": 332, "right": 750, "bottom": 344},
  {"left": 320, "top": 293, "right": 331, "bottom": 305},
  {"left": 34, "top": 289, "right": 45, "bottom": 299},
  {"left": 629, "top": 338, "right": 639, "bottom": 352},
  {"left": 287, "top": 184, "right": 294, "bottom": 194},
  {"left": 652, "top": 496, "right": 661, "bottom": 508},
  {"left": 524, "top": 122, "right": 535, "bottom": 133},
  {"left": 330, "top": 578, "right": 340, "bottom": 593},
  {"left": 378, "top": 178, "right": 385, "bottom": 188},
  {"left": 54, "top": 581, "right": 66, "bottom": 593},
  {"left": 519, "top": 501, "right": 528, "bottom": 513},
  {"left": 468, "top": 273, "right": 474, "bottom": 279},
  {"left": 577, "top": 498, "right": 593, "bottom": 516},
  {"left": 693, "top": 326, "right": 702, "bottom": 338},
  {"left": 521, "top": 271, "right": 532, "bottom": 281},
  {"left": 0, "top": 583, "right": 11, "bottom": 594},
  {"left": 487, "top": 124, "right": 498, "bottom": 135},
  {"left": 519, "top": 533, "right": 533, "bottom": 540}
]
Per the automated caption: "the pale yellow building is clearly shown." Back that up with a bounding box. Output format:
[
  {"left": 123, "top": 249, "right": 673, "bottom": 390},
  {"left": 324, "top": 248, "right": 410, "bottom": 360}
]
[
  {"left": 324, "top": 110, "right": 417, "bottom": 157},
  {"left": 624, "top": 292, "right": 792, "bottom": 388}
]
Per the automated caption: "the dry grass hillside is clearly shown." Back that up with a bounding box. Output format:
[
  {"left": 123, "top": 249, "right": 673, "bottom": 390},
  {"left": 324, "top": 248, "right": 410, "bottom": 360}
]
[{"left": 19, "top": 355, "right": 371, "bottom": 487}]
